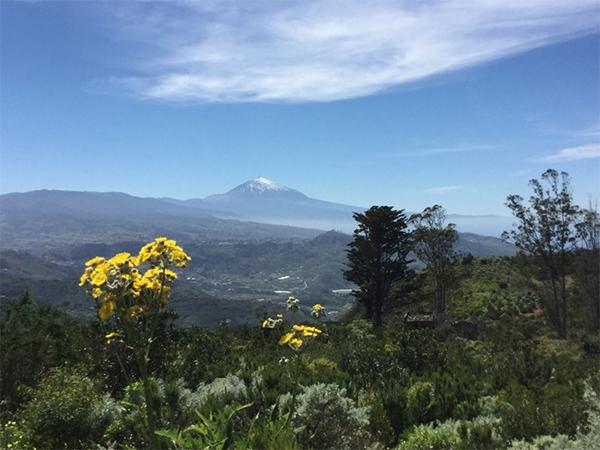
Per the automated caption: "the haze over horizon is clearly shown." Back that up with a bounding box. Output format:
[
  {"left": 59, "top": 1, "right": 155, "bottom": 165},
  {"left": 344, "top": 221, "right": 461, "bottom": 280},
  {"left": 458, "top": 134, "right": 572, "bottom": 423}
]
[{"left": 1, "top": 1, "right": 599, "bottom": 216}]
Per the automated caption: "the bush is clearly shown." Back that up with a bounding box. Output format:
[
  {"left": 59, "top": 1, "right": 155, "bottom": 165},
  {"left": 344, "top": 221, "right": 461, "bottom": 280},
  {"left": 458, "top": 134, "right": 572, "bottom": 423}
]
[
  {"left": 18, "top": 367, "right": 113, "bottom": 449},
  {"left": 396, "top": 421, "right": 461, "bottom": 450},
  {"left": 289, "top": 383, "right": 372, "bottom": 449},
  {"left": 397, "top": 415, "right": 505, "bottom": 450},
  {"left": 359, "top": 390, "right": 396, "bottom": 447},
  {"left": 195, "top": 373, "right": 248, "bottom": 412},
  {"left": 405, "top": 381, "right": 435, "bottom": 424},
  {"left": 508, "top": 435, "right": 575, "bottom": 450}
]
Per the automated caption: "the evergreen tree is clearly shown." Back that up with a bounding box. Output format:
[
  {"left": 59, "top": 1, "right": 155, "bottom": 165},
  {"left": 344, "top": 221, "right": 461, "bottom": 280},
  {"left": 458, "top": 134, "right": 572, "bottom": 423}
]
[
  {"left": 410, "top": 205, "right": 458, "bottom": 323},
  {"left": 344, "top": 206, "right": 413, "bottom": 327},
  {"left": 503, "top": 169, "right": 579, "bottom": 338}
]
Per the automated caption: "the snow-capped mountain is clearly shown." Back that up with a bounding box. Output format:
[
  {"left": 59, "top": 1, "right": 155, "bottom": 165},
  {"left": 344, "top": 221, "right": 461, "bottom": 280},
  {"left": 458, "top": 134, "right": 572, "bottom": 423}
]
[
  {"left": 230, "top": 177, "right": 292, "bottom": 194},
  {"left": 182, "top": 177, "right": 513, "bottom": 236},
  {"left": 197, "top": 177, "right": 361, "bottom": 231},
  {"left": 205, "top": 177, "right": 305, "bottom": 200}
]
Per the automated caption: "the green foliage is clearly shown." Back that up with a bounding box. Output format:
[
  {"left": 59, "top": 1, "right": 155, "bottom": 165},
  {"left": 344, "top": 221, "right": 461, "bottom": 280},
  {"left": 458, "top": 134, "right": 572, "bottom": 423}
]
[
  {"left": 18, "top": 367, "right": 113, "bottom": 449},
  {"left": 359, "top": 390, "right": 396, "bottom": 447},
  {"left": 104, "top": 377, "right": 201, "bottom": 448},
  {"left": 396, "top": 420, "right": 462, "bottom": 450},
  {"left": 410, "top": 204, "right": 458, "bottom": 320},
  {"left": 290, "top": 383, "right": 372, "bottom": 449},
  {"left": 169, "top": 328, "right": 233, "bottom": 386},
  {"left": 396, "top": 405, "right": 506, "bottom": 450},
  {"left": 0, "top": 294, "right": 96, "bottom": 416},
  {"left": 2, "top": 248, "right": 600, "bottom": 449},
  {"left": 504, "top": 169, "right": 579, "bottom": 338},
  {"left": 508, "top": 435, "right": 575, "bottom": 450},
  {"left": 243, "top": 411, "right": 299, "bottom": 450},
  {"left": 156, "top": 402, "right": 252, "bottom": 450},
  {"left": 345, "top": 205, "right": 414, "bottom": 326},
  {"left": 405, "top": 381, "right": 435, "bottom": 424},
  {"left": 0, "top": 419, "right": 26, "bottom": 450}
]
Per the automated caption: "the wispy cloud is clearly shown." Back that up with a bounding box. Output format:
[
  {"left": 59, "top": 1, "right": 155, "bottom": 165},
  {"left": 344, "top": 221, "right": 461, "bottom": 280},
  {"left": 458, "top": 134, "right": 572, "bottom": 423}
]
[
  {"left": 103, "top": 0, "right": 599, "bottom": 103},
  {"left": 399, "top": 145, "right": 493, "bottom": 157},
  {"left": 425, "top": 185, "right": 466, "bottom": 195},
  {"left": 575, "top": 123, "right": 600, "bottom": 138},
  {"left": 540, "top": 144, "right": 600, "bottom": 162}
]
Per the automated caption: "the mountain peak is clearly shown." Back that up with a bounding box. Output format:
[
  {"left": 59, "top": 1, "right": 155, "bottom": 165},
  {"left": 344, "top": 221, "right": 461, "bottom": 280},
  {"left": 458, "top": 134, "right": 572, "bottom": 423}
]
[{"left": 232, "top": 177, "right": 291, "bottom": 194}]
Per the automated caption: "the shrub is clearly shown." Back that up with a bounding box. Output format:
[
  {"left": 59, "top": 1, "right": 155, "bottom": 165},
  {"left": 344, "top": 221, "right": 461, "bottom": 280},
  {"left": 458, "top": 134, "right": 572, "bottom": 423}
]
[
  {"left": 195, "top": 373, "right": 248, "bottom": 412},
  {"left": 359, "top": 390, "right": 396, "bottom": 447},
  {"left": 507, "top": 435, "right": 575, "bottom": 450},
  {"left": 396, "top": 421, "right": 461, "bottom": 450},
  {"left": 397, "top": 415, "right": 505, "bottom": 450},
  {"left": 19, "top": 367, "right": 113, "bottom": 449},
  {"left": 405, "top": 381, "right": 435, "bottom": 424},
  {"left": 290, "top": 383, "right": 371, "bottom": 449}
]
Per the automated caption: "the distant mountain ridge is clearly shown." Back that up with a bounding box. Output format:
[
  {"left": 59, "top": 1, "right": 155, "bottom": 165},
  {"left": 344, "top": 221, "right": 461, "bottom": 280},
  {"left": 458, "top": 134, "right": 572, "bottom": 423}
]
[
  {"left": 0, "top": 189, "right": 322, "bottom": 256},
  {"left": 175, "top": 177, "right": 513, "bottom": 236},
  {"left": 0, "top": 179, "right": 515, "bottom": 257}
]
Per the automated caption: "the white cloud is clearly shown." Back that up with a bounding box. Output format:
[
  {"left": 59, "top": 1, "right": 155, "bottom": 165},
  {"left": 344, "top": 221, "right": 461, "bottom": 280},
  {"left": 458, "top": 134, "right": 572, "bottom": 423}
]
[
  {"left": 399, "top": 145, "right": 493, "bottom": 157},
  {"left": 541, "top": 144, "right": 600, "bottom": 162},
  {"left": 104, "top": 0, "right": 599, "bottom": 103},
  {"left": 425, "top": 185, "right": 466, "bottom": 194}
]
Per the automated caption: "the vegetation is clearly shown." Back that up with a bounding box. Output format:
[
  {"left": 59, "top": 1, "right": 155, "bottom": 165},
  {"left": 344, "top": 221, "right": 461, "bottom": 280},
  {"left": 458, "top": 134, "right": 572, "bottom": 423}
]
[
  {"left": 410, "top": 205, "right": 458, "bottom": 323},
  {"left": 344, "top": 206, "right": 413, "bottom": 326},
  {"left": 503, "top": 169, "right": 579, "bottom": 338},
  {"left": 0, "top": 170, "right": 598, "bottom": 449}
]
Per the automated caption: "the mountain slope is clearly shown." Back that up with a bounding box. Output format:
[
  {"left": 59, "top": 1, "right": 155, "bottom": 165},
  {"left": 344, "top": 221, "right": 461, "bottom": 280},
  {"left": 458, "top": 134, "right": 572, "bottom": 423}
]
[
  {"left": 0, "top": 190, "right": 322, "bottom": 256},
  {"left": 195, "top": 177, "right": 363, "bottom": 231}
]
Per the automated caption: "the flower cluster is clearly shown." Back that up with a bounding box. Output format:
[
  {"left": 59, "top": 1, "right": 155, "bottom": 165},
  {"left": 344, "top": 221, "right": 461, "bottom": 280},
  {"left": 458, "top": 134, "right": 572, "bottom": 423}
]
[
  {"left": 259, "top": 296, "right": 324, "bottom": 353},
  {"left": 286, "top": 295, "right": 299, "bottom": 311},
  {"left": 278, "top": 325, "right": 322, "bottom": 351},
  {"left": 79, "top": 237, "right": 190, "bottom": 322},
  {"left": 261, "top": 313, "right": 284, "bottom": 329},
  {"left": 311, "top": 303, "right": 326, "bottom": 318},
  {"left": 138, "top": 237, "right": 190, "bottom": 268}
]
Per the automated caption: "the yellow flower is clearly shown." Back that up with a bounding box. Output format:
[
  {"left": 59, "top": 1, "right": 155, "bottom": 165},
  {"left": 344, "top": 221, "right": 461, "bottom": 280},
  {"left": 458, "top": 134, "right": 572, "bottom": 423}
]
[
  {"left": 292, "top": 324, "right": 321, "bottom": 334},
  {"left": 105, "top": 331, "right": 120, "bottom": 343},
  {"left": 137, "top": 237, "right": 191, "bottom": 268},
  {"left": 98, "top": 297, "right": 115, "bottom": 320},
  {"left": 164, "top": 269, "right": 178, "bottom": 279},
  {"left": 289, "top": 338, "right": 303, "bottom": 350},
  {"left": 90, "top": 270, "right": 108, "bottom": 286},
  {"left": 262, "top": 319, "right": 270, "bottom": 329},
  {"left": 85, "top": 256, "right": 105, "bottom": 267},
  {"left": 279, "top": 332, "right": 294, "bottom": 346},
  {"left": 311, "top": 303, "right": 326, "bottom": 318},
  {"left": 91, "top": 287, "right": 103, "bottom": 299},
  {"left": 79, "top": 267, "right": 93, "bottom": 286},
  {"left": 108, "top": 252, "right": 131, "bottom": 266}
]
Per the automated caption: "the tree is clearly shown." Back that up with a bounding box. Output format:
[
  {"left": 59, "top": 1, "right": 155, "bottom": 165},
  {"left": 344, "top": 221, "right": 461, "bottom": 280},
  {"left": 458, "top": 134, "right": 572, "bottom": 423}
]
[
  {"left": 502, "top": 169, "right": 579, "bottom": 338},
  {"left": 409, "top": 205, "right": 458, "bottom": 323},
  {"left": 575, "top": 202, "right": 600, "bottom": 331},
  {"left": 344, "top": 206, "right": 413, "bottom": 327}
]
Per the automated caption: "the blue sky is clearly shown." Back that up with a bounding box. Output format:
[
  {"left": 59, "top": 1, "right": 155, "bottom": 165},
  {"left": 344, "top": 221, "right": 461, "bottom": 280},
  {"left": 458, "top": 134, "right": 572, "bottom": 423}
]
[{"left": 1, "top": 0, "right": 599, "bottom": 215}]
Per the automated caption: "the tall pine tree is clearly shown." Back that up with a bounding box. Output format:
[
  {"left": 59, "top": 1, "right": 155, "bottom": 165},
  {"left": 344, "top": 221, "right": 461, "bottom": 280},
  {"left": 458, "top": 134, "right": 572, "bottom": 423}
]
[{"left": 344, "top": 206, "right": 413, "bottom": 327}]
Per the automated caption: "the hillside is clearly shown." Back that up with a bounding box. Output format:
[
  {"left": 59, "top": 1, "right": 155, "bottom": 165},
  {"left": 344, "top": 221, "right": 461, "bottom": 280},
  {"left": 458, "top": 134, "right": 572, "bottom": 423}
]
[{"left": 0, "top": 190, "right": 322, "bottom": 256}]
